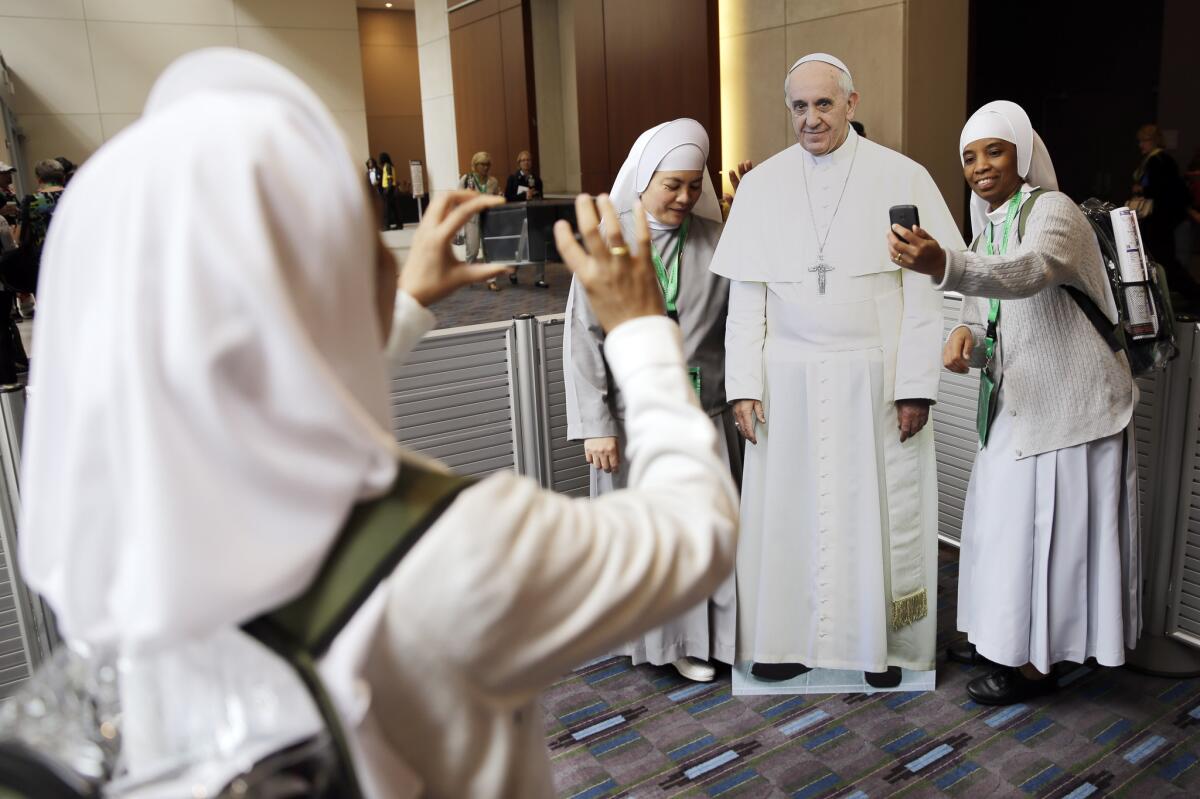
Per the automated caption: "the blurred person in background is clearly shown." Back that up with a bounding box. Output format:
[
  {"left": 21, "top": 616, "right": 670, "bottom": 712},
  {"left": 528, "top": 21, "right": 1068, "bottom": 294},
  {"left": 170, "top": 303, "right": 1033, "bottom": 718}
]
[{"left": 1131, "top": 124, "right": 1198, "bottom": 306}]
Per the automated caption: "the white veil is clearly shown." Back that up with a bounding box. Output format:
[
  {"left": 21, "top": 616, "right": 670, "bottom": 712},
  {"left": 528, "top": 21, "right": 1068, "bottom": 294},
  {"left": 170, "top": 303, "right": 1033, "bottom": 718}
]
[
  {"left": 19, "top": 48, "right": 401, "bottom": 653},
  {"left": 959, "top": 100, "right": 1059, "bottom": 238},
  {"left": 609, "top": 118, "right": 723, "bottom": 226}
]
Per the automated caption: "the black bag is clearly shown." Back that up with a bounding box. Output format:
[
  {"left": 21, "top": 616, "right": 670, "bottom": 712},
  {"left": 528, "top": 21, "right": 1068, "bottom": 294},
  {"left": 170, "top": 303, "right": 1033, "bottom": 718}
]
[{"left": 1014, "top": 192, "right": 1179, "bottom": 376}]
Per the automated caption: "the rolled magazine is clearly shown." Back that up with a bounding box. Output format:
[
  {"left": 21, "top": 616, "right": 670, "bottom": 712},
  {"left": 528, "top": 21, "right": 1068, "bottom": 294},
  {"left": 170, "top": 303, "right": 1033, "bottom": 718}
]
[{"left": 1110, "top": 207, "right": 1159, "bottom": 339}]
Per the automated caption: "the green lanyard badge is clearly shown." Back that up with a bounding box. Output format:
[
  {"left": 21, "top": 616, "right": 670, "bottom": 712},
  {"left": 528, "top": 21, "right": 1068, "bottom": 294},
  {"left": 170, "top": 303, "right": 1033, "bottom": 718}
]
[
  {"left": 976, "top": 192, "right": 1022, "bottom": 447},
  {"left": 647, "top": 218, "right": 699, "bottom": 400},
  {"left": 651, "top": 216, "right": 690, "bottom": 315}
]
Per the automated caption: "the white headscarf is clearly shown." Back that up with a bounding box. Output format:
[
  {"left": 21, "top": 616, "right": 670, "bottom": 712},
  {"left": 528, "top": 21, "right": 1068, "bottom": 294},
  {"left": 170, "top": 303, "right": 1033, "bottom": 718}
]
[
  {"left": 609, "top": 118, "right": 722, "bottom": 228},
  {"left": 959, "top": 100, "right": 1059, "bottom": 237},
  {"left": 18, "top": 48, "right": 401, "bottom": 653}
]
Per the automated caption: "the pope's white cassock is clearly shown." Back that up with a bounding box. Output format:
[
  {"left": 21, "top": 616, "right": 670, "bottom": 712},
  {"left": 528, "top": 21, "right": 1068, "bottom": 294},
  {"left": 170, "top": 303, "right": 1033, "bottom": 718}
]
[{"left": 711, "top": 126, "right": 965, "bottom": 672}]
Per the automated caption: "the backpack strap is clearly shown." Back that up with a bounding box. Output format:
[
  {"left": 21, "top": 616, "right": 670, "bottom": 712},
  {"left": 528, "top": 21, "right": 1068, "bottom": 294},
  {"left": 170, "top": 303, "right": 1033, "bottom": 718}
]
[
  {"left": 242, "top": 461, "right": 474, "bottom": 799},
  {"left": 1062, "top": 284, "right": 1123, "bottom": 355},
  {"left": 1015, "top": 187, "right": 1047, "bottom": 241},
  {"left": 968, "top": 187, "right": 1047, "bottom": 251}
]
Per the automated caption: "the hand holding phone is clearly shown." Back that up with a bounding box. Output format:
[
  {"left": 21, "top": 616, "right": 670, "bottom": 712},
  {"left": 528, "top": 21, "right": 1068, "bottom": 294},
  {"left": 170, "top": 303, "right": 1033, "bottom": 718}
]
[
  {"left": 888, "top": 205, "right": 920, "bottom": 240},
  {"left": 886, "top": 204, "right": 945, "bottom": 279}
]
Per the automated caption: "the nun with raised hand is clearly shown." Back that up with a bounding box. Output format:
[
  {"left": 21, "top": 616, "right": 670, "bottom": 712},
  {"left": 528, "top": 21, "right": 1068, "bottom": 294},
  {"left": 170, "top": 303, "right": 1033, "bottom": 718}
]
[
  {"left": 885, "top": 101, "right": 1139, "bottom": 706},
  {"left": 563, "top": 118, "right": 740, "bottom": 684},
  {"left": 17, "top": 49, "right": 739, "bottom": 796}
]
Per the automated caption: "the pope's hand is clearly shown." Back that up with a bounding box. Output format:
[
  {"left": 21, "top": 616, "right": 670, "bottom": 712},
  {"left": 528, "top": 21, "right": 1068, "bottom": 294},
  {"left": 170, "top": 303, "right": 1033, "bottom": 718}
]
[
  {"left": 584, "top": 436, "right": 620, "bottom": 473},
  {"left": 944, "top": 327, "right": 975, "bottom": 374},
  {"left": 896, "top": 399, "right": 931, "bottom": 443},
  {"left": 733, "top": 399, "right": 766, "bottom": 445},
  {"left": 887, "top": 224, "right": 946, "bottom": 282},
  {"left": 553, "top": 193, "right": 663, "bottom": 332},
  {"left": 399, "top": 190, "right": 509, "bottom": 306}
]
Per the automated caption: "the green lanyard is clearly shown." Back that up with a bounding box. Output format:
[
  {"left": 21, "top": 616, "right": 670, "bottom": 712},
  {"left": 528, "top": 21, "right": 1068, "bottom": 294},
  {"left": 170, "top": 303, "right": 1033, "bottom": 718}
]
[
  {"left": 982, "top": 192, "right": 1023, "bottom": 354},
  {"left": 976, "top": 192, "right": 1022, "bottom": 446},
  {"left": 650, "top": 217, "right": 690, "bottom": 315},
  {"left": 469, "top": 173, "right": 488, "bottom": 193}
]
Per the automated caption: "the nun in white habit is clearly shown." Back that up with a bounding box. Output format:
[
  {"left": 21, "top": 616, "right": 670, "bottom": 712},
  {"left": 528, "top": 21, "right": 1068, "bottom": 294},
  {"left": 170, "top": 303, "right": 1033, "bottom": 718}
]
[
  {"left": 887, "top": 100, "right": 1139, "bottom": 706},
  {"left": 16, "top": 49, "right": 739, "bottom": 797},
  {"left": 563, "top": 118, "right": 739, "bottom": 683}
]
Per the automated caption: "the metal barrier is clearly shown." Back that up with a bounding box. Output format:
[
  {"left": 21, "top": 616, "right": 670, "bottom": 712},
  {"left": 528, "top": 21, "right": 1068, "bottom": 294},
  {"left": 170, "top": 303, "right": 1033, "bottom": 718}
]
[
  {"left": 0, "top": 388, "right": 53, "bottom": 700},
  {"left": 4, "top": 309, "right": 1200, "bottom": 697},
  {"left": 1162, "top": 325, "right": 1200, "bottom": 657}
]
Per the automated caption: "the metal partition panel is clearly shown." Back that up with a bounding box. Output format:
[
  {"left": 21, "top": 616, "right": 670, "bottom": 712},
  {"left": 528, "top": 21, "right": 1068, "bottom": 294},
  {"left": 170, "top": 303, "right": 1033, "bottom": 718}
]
[
  {"left": 0, "top": 389, "right": 51, "bottom": 700},
  {"left": 1166, "top": 325, "right": 1200, "bottom": 648},
  {"left": 932, "top": 294, "right": 980, "bottom": 544},
  {"left": 389, "top": 322, "right": 517, "bottom": 478},
  {"left": 1133, "top": 367, "right": 1170, "bottom": 544},
  {"left": 540, "top": 315, "right": 589, "bottom": 497},
  {"left": 0, "top": 488, "right": 29, "bottom": 698}
]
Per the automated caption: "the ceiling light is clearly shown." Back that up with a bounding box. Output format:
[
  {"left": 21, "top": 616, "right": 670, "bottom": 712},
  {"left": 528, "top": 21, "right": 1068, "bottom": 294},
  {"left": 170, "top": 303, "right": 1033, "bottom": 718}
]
[{"left": 385, "top": 2, "right": 393, "bottom": 7}]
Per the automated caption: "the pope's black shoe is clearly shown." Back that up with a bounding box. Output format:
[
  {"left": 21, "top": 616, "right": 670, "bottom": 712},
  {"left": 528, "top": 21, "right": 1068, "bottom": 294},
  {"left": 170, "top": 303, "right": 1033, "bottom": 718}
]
[
  {"left": 751, "top": 662, "right": 811, "bottom": 681},
  {"left": 864, "top": 667, "right": 903, "bottom": 688},
  {"left": 946, "top": 639, "right": 996, "bottom": 667},
  {"left": 966, "top": 667, "right": 1058, "bottom": 706}
]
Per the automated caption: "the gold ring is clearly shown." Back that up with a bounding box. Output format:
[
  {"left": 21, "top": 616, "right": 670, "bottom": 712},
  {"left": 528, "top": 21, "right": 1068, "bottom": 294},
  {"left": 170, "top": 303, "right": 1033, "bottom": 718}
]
[
  {"left": 609, "top": 246, "right": 629, "bottom": 257},
  {"left": 893, "top": 254, "right": 902, "bottom": 263}
]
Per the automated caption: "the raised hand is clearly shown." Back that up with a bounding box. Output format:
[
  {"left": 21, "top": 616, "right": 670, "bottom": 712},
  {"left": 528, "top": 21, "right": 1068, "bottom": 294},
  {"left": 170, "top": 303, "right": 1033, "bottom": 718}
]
[
  {"left": 553, "top": 194, "right": 663, "bottom": 332},
  {"left": 399, "top": 190, "right": 510, "bottom": 306},
  {"left": 887, "top": 224, "right": 946, "bottom": 281}
]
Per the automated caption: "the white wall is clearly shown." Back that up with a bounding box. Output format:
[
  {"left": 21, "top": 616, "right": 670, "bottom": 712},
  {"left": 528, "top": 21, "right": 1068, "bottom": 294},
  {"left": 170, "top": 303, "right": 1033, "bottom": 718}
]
[
  {"left": 0, "top": 0, "right": 370, "bottom": 178},
  {"left": 413, "top": 0, "right": 459, "bottom": 192}
]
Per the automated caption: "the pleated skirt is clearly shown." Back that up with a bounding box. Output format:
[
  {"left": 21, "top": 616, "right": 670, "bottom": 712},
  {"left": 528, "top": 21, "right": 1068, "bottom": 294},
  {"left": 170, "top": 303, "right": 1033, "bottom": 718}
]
[{"left": 957, "top": 394, "right": 1141, "bottom": 673}]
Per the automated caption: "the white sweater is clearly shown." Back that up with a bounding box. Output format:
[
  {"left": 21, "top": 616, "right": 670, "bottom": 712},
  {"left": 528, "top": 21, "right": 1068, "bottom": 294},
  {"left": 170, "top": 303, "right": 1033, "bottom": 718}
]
[
  {"left": 937, "top": 190, "right": 1135, "bottom": 458},
  {"left": 330, "top": 293, "right": 740, "bottom": 797}
]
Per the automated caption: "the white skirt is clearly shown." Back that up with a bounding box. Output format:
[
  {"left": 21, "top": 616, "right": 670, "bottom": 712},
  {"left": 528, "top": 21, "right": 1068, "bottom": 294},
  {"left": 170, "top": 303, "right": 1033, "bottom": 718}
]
[{"left": 957, "top": 394, "right": 1141, "bottom": 673}]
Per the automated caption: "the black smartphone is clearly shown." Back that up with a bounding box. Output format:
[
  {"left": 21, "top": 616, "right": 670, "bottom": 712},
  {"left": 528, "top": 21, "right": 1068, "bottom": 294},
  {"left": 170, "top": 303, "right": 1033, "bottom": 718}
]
[{"left": 889, "top": 204, "right": 920, "bottom": 239}]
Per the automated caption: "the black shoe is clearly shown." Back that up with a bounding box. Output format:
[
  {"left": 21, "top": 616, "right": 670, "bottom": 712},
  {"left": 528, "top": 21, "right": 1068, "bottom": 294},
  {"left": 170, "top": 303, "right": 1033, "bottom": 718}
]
[
  {"left": 966, "top": 667, "right": 1058, "bottom": 706},
  {"left": 750, "top": 662, "right": 811, "bottom": 681},
  {"left": 508, "top": 273, "right": 519, "bottom": 284},
  {"left": 864, "top": 667, "right": 902, "bottom": 688},
  {"left": 946, "top": 639, "right": 995, "bottom": 667},
  {"left": 535, "top": 280, "right": 549, "bottom": 288}
]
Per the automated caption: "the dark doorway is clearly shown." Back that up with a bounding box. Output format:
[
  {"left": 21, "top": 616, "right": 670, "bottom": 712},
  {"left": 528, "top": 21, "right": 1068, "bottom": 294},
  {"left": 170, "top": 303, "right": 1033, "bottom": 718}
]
[{"left": 968, "top": 0, "right": 1165, "bottom": 205}]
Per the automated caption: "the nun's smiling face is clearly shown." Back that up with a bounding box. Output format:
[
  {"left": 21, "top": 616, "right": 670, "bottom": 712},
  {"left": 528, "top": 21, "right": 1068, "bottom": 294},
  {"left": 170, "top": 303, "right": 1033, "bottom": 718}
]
[
  {"left": 640, "top": 170, "right": 704, "bottom": 226},
  {"left": 962, "top": 138, "right": 1022, "bottom": 211}
]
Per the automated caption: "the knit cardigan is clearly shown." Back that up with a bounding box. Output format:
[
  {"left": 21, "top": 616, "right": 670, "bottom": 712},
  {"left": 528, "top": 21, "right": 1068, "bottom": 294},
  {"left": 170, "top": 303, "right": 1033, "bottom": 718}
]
[{"left": 936, "top": 190, "right": 1135, "bottom": 459}]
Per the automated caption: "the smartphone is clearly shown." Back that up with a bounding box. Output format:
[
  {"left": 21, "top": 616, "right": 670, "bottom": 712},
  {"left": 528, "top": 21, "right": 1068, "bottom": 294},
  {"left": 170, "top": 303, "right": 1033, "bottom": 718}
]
[{"left": 889, "top": 205, "right": 920, "bottom": 239}]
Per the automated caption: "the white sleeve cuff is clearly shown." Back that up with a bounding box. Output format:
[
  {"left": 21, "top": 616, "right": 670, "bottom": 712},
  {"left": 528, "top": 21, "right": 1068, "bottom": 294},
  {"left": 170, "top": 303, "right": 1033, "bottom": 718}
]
[{"left": 385, "top": 291, "right": 437, "bottom": 359}]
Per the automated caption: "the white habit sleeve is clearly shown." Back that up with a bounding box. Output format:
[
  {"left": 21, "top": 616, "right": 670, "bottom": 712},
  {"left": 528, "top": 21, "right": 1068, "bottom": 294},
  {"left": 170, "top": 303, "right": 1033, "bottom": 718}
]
[
  {"left": 385, "top": 290, "right": 436, "bottom": 363},
  {"left": 894, "top": 170, "right": 965, "bottom": 402},
  {"left": 384, "top": 315, "right": 739, "bottom": 700},
  {"left": 724, "top": 280, "right": 767, "bottom": 402}
]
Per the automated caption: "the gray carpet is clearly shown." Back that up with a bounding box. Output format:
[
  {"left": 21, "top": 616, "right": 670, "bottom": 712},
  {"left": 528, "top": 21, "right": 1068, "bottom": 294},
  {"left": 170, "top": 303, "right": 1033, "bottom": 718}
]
[{"left": 543, "top": 546, "right": 1200, "bottom": 798}]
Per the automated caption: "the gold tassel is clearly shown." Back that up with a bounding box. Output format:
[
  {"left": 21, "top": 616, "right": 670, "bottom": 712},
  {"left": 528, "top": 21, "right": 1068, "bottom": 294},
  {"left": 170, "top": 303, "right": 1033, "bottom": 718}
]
[{"left": 891, "top": 588, "right": 928, "bottom": 631}]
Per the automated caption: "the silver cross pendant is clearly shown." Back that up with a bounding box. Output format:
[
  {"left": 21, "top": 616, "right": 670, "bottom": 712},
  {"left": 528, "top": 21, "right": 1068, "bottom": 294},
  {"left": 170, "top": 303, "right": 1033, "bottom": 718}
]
[{"left": 809, "top": 257, "right": 834, "bottom": 295}]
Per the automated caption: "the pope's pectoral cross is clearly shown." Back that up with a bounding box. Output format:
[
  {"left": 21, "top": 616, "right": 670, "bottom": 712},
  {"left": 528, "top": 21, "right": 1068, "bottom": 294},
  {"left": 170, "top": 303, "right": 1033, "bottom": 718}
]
[{"left": 809, "top": 257, "right": 834, "bottom": 295}]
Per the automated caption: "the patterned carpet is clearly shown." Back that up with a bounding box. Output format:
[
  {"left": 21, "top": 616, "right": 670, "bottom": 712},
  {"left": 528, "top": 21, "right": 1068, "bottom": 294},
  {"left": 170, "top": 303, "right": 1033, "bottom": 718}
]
[{"left": 542, "top": 546, "right": 1200, "bottom": 798}]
